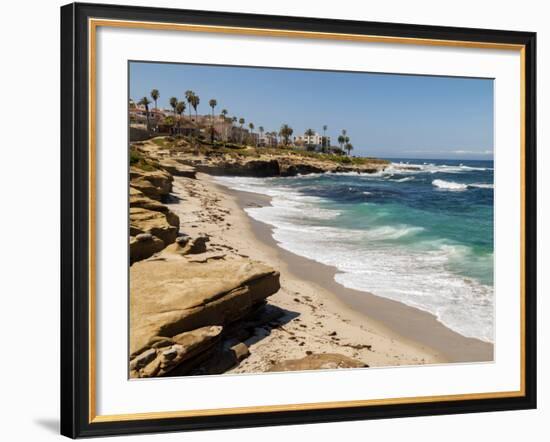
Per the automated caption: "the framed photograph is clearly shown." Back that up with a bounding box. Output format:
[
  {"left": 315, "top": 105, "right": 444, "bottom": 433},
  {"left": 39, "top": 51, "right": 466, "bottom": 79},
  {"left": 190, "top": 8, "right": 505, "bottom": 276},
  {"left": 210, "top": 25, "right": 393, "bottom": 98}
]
[{"left": 60, "top": 2, "right": 537, "bottom": 438}]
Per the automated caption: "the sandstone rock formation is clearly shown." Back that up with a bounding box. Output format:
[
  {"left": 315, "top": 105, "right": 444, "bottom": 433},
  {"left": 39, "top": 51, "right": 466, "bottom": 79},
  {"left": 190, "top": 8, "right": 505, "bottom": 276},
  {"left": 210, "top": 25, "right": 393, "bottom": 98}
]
[
  {"left": 159, "top": 159, "right": 197, "bottom": 179},
  {"left": 129, "top": 183, "right": 180, "bottom": 264},
  {"left": 130, "top": 233, "right": 165, "bottom": 264},
  {"left": 130, "top": 255, "right": 280, "bottom": 377},
  {"left": 268, "top": 353, "right": 367, "bottom": 372},
  {"left": 129, "top": 207, "right": 178, "bottom": 246},
  {"left": 130, "top": 166, "right": 173, "bottom": 201},
  {"left": 188, "top": 155, "right": 387, "bottom": 177}
]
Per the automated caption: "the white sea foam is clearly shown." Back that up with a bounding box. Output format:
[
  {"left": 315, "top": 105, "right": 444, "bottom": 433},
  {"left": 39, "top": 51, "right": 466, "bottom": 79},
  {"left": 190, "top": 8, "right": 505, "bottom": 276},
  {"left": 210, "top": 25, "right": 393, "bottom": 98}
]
[
  {"left": 266, "top": 218, "right": 494, "bottom": 342},
  {"left": 389, "top": 162, "right": 492, "bottom": 175},
  {"left": 469, "top": 183, "right": 494, "bottom": 189},
  {"left": 432, "top": 179, "right": 494, "bottom": 191},
  {"left": 432, "top": 179, "right": 468, "bottom": 191},
  {"left": 215, "top": 174, "right": 494, "bottom": 343}
]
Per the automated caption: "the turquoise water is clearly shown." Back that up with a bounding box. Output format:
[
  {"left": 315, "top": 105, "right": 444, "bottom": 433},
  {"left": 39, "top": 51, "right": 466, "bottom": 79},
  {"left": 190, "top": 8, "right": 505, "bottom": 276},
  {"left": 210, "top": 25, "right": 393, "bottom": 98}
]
[{"left": 216, "top": 159, "right": 494, "bottom": 342}]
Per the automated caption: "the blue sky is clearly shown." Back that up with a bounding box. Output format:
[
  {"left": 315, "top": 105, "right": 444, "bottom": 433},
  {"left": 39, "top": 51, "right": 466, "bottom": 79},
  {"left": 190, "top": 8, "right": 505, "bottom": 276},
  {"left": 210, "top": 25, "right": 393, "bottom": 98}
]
[{"left": 130, "top": 62, "right": 494, "bottom": 160}]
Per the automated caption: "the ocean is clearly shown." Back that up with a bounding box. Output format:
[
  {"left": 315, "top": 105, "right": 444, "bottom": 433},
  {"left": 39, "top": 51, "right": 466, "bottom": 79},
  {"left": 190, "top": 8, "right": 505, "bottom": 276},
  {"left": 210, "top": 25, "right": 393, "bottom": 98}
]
[{"left": 215, "top": 158, "right": 494, "bottom": 343}]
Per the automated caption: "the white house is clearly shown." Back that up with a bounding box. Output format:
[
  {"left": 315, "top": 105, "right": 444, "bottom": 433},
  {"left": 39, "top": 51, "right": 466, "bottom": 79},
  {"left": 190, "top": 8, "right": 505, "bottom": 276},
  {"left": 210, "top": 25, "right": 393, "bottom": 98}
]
[{"left": 294, "top": 132, "right": 331, "bottom": 150}]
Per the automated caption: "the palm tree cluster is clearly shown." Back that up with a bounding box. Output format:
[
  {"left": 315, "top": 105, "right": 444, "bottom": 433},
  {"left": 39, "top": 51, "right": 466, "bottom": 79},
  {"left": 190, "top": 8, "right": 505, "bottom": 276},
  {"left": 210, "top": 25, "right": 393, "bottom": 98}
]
[
  {"left": 337, "top": 129, "right": 353, "bottom": 155},
  {"left": 135, "top": 88, "right": 357, "bottom": 154}
]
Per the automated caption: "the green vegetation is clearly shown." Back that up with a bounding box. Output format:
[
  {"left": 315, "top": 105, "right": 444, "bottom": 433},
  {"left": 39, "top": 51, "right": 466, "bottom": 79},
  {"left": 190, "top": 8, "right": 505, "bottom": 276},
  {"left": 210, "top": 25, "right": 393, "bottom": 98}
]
[{"left": 129, "top": 148, "right": 160, "bottom": 171}]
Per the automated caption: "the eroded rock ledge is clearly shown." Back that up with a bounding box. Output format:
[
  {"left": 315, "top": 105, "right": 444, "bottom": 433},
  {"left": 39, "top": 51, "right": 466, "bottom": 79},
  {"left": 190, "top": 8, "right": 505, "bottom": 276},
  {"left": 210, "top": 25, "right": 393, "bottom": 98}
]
[{"left": 130, "top": 254, "right": 281, "bottom": 378}]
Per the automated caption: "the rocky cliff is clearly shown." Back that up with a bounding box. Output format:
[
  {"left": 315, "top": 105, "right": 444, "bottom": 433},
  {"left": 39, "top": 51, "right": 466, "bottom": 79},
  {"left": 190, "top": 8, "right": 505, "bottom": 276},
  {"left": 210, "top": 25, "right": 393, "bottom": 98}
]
[
  {"left": 132, "top": 137, "right": 389, "bottom": 178},
  {"left": 129, "top": 155, "right": 283, "bottom": 377},
  {"left": 130, "top": 253, "right": 281, "bottom": 378}
]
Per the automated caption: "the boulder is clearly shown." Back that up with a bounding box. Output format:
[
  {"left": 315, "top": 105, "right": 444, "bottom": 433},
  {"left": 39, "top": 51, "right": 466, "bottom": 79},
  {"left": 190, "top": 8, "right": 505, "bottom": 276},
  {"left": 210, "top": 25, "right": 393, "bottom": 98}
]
[
  {"left": 179, "top": 235, "right": 209, "bottom": 255},
  {"left": 130, "top": 207, "right": 178, "bottom": 246},
  {"left": 130, "top": 326, "right": 224, "bottom": 378},
  {"left": 268, "top": 353, "right": 367, "bottom": 372},
  {"left": 130, "top": 256, "right": 280, "bottom": 357},
  {"left": 230, "top": 342, "right": 250, "bottom": 362},
  {"left": 130, "top": 234, "right": 165, "bottom": 264}
]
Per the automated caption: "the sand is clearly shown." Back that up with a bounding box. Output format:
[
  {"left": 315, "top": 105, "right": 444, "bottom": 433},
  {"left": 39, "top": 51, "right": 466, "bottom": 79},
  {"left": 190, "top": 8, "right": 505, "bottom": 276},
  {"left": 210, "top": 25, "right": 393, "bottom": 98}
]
[{"left": 166, "top": 172, "right": 493, "bottom": 372}]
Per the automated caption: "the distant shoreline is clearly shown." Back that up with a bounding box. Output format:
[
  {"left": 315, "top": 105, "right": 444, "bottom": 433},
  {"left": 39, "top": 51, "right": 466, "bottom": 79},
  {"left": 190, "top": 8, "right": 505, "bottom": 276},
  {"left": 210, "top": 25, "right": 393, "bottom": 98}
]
[{"left": 218, "top": 179, "right": 494, "bottom": 363}]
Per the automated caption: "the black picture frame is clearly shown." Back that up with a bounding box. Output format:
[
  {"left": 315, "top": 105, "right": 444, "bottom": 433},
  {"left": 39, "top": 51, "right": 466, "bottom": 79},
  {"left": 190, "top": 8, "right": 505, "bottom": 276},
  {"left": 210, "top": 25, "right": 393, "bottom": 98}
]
[{"left": 60, "top": 2, "right": 537, "bottom": 438}]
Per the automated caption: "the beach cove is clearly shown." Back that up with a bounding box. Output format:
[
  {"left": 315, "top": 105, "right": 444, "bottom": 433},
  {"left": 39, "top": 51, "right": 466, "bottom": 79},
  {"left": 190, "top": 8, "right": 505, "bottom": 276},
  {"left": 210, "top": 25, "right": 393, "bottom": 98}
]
[{"left": 128, "top": 137, "right": 493, "bottom": 378}]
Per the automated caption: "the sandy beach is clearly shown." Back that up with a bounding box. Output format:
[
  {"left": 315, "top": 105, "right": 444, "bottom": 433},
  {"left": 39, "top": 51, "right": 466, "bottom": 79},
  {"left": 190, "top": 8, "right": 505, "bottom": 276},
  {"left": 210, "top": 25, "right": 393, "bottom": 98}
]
[{"left": 164, "top": 171, "right": 493, "bottom": 372}]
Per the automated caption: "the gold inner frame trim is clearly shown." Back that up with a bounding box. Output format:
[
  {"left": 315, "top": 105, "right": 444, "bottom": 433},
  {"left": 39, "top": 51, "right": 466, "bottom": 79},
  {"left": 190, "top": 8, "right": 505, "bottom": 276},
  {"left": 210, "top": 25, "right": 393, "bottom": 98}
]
[{"left": 88, "top": 18, "right": 527, "bottom": 424}]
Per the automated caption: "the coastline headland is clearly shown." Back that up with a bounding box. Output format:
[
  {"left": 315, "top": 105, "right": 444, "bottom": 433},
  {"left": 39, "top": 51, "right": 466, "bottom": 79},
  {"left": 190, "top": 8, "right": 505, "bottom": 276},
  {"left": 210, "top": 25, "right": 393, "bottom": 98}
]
[{"left": 129, "top": 136, "right": 493, "bottom": 378}]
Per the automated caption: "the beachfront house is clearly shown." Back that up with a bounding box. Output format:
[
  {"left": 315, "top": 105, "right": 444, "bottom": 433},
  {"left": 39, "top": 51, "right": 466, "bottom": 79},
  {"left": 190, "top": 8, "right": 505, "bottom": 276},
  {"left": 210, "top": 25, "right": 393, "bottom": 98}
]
[
  {"left": 294, "top": 132, "right": 331, "bottom": 151},
  {"left": 259, "top": 132, "right": 278, "bottom": 147}
]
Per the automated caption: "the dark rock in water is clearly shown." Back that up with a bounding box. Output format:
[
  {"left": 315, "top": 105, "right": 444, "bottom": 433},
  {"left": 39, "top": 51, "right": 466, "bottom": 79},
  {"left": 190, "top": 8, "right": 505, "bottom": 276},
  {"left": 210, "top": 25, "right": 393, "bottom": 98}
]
[
  {"left": 268, "top": 353, "right": 367, "bottom": 372},
  {"left": 194, "top": 159, "right": 281, "bottom": 177},
  {"left": 280, "top": 163, "right": 325, "bottom": 176}
]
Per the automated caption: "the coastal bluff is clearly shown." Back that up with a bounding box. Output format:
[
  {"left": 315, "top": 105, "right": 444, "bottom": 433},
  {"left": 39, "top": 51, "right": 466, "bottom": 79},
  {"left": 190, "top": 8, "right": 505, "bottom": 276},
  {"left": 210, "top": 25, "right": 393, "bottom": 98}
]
[
  {"left": 129, "top": 151, "right": 286, "bottom": 377},
  {"left": 132, "top": 136, "right": 389, "bottom": 178},
  {"left": 128, "top": 137, "right": 391, "bottom": 376}
]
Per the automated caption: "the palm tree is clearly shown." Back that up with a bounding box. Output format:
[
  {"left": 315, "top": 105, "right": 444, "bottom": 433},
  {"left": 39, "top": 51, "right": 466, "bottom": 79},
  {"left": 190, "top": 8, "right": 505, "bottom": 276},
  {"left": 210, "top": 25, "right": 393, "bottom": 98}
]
[
  {"left": 345, "top": 143, "right": 354, "bottom": 156},
  {"left": 279, "top": 124, "right": 293, "bottom": 146},
  {"left": 248, "top": 122, "right": 255, "bottom": 146},
  {"left": 185, "top": 90, "right": 195, "bottom": 120},
  {"left": 190, "top": 94, "right": 200, "bottom": 121},
  {"left": 304, "top": 128, "right": 315, "bottom": 150},
  {"left": 209, "top": 99, "right": 217, "bottom": 120},
  {"left": 175, "top": 101, "right": 186, "bottom": 132},
  {"left": 258, "top": 126, "right": 264, "bottom": 146},
  {"left": 138, "top": 96, "right": 151, "bottom": 130},
  {"left": 169, "top": 97, "right": 178, "bottom": 117},
  {"left": 337, "top": 135, "right": 345, "bottom": 150},
  {"left": 208, "top": 99, "right": 217, "bottom": 143},
  {"left": 322, "top": 124, "right": 328, "bottom": 151},
  {"left": 150, "top": 89, "right": 160, "bottom": 111},
  {"left": 220, "top": 109, "right": 229, "bottom": 143},
  {"left": 239, "top": 118, "right": 245, "bottom": 144}
]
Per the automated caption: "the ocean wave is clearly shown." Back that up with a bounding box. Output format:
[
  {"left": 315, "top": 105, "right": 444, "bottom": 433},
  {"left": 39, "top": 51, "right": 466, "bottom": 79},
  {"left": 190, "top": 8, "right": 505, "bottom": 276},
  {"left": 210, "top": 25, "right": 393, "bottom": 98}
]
[
  {"left": 216, "top": 173, "right": 494, "bottom": 342},
  {"left": 268, "top": 223, "right": 494, "bottom": 342},
  {"left": 432, "top": 179, "right": 468, "bottom": 191},
  {"left": 432, "top": 179, "right": 494, "bottom": 191},
  {"left": 469, "top": 183, "right": 494, "bottom": 189},
  {"left": 390, "top": 162, "right": 492, "bottom": 175}
]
